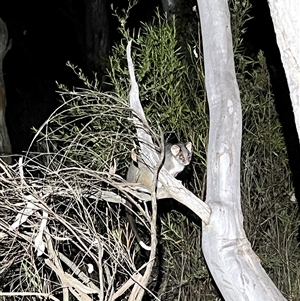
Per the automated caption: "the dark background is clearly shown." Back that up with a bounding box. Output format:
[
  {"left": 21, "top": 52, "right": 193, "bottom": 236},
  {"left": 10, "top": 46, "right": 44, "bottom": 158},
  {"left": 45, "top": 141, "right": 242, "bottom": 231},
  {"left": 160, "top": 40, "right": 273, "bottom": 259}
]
[{"left": 0, "top": 0, "right": 298, "bottom": 197}]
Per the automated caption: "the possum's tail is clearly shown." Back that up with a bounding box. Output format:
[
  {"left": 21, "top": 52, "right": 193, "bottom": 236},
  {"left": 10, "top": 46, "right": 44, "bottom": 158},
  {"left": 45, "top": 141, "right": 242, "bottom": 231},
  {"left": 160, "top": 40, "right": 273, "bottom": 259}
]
[{"left": 126, "top": 202, "right": 151, "bottom": 251}]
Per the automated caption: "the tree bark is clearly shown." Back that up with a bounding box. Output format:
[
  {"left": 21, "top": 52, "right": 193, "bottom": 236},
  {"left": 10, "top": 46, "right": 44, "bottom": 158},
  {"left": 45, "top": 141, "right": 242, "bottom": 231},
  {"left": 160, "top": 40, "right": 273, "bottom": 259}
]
[
  {"left": 0, "top": 18, "right": 12, "bottom": 164},
  {"left": 197, "top": 0, "right": 287, "bottom": 300},
  {"left": 267, "top": 0, "right": 300, "bottom": 142},
  {"left": 84, "top": 0, "right": 110, "bottom": 80}
]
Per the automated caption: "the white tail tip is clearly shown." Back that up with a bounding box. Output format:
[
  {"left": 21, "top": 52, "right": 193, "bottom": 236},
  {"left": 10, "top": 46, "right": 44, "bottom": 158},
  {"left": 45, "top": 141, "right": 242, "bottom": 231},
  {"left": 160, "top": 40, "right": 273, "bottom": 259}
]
[{"left": 139, "top": 240, "right": 151, "bottom": 251}]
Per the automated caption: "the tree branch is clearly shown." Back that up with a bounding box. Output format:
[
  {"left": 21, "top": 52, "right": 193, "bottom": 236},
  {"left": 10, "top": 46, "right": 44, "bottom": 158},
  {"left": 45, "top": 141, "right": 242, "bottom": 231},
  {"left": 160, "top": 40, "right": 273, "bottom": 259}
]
[{"left": 126, "top": 40, "right": 211, "bottom": 299}]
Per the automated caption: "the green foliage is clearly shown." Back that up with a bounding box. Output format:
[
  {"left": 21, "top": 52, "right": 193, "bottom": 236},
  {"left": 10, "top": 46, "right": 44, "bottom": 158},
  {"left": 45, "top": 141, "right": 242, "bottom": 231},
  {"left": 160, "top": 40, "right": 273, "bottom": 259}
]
[
  {"left": 238, "top": 51, "right": 300, "bottom": 299},
  {"left": 31, "top": 65, "right": 134, "bottom": 175},
  {"left": 108, "top": 11, "right": 207, "bottom": 150},
  {"left": 108, "top": 7, "right": 211, "bottom": 299},
  {"left": 107, "top": 1, "right": 300, "bottom": 299},
  {"left": 230, "top": 4, "right": 300, "bottom": 298},
  {"left": 230, "top": 2, "right": 300, "bottom": 300},
  {"left": 158, "top": 210, "right": 214, "bottom": 299},
  {"left": 108, "top": 11, "right": 208, "bottom": 200},
  {"left": 26, "top": 0, "right": 299, "bottom": 300},
  {"left": 230, "top": 0, "right": 253, "bottom": 53}
]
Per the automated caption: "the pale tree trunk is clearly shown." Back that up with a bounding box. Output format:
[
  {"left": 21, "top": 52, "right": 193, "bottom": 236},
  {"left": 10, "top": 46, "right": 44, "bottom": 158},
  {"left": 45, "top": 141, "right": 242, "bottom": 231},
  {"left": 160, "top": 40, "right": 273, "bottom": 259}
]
[
  {"left": 197, "top": 0, "right": 287, "bottom": 300},
  {"left": 0, "top": 18, "right": 12, "bottom": 164},
  {"left": 267, "top": 0, "right": 300, "bottom": 142}
]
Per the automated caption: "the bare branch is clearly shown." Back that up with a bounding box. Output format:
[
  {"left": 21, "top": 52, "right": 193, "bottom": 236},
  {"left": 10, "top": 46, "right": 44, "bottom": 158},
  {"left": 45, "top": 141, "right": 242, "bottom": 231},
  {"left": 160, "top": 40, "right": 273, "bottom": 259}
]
[
  {"left": 126, "top": 40, "right": 211, "bottom": 299},
  {"left": 126, "top": 40, "right": 211, "bottom": 224}
]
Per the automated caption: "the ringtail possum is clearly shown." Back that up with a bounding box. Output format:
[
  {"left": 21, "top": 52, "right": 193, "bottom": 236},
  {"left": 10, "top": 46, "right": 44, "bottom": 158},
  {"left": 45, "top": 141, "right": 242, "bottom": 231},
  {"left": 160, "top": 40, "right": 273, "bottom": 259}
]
[{"left": 126, "top": 141, "right": 192, "bottom": 250}]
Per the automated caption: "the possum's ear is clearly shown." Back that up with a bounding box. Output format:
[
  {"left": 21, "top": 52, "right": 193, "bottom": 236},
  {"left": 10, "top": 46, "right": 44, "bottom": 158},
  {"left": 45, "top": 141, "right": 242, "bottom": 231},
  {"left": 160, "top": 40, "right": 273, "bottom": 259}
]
[
  {"left": 170, "top": 144, "right": 181, "bottom": 156},
  {"left": 185, "top": 142, "right": 192, "bottom": 152}
]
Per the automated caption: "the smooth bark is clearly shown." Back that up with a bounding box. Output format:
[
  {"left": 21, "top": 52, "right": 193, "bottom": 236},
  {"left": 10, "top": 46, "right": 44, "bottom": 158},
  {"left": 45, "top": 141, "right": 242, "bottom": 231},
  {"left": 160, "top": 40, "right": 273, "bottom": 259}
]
[
  {"left": 268, "top": 0, "right": 300, "bottom": 142},
  {"left": 197, "top": 0, "right": 287, "bottom": 300}
]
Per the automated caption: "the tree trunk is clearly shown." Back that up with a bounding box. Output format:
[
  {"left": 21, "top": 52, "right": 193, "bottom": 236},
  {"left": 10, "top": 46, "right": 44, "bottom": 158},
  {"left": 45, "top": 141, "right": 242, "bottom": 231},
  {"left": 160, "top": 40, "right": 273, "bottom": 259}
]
[
  {"left": 197, "top": 0, "right": 287, "bottom": 300},
  {"left": 84, "top": 0, "right": 110, "bottom": 81},
  {"left": 267, "top": 0, "right": 300, "bottom": 142},
  {"left": 0, "top": 18, "right": 12, "bottom": 164}
]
